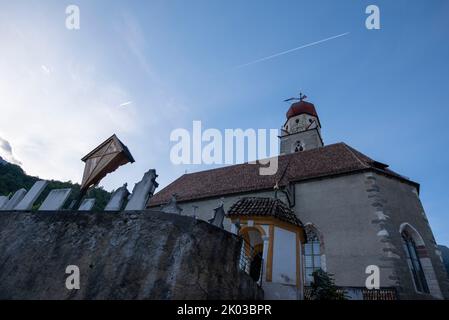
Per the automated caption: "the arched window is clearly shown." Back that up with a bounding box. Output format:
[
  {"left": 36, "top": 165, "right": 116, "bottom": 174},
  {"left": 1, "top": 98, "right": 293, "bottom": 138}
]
[
  {"left": 294, "top": 141, "right": 304, "bottom": 153},
  {"left": 304, "top": 227, "right": 322, "bottom": 284},
  {"left": 402, "top": 230, "right": 430, "bottom": 293}
]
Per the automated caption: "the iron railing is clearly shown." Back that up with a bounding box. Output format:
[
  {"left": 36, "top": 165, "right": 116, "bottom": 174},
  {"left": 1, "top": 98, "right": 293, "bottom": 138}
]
[
  {"left": 304, "top": 286, "right": 398, "bottom": 300},
  {"left": 238, "top": 238, "right": 264, "bottom": 287}
]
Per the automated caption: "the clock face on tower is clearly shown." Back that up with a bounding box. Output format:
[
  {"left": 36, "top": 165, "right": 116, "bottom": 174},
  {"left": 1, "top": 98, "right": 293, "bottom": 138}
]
[{"left": 287, "top": 115, "right": 310, "bottom": 133}]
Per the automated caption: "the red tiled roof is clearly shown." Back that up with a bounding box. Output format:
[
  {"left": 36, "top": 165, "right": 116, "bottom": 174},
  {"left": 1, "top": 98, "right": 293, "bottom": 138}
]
[
  {"left": 286, "top": 101, "right": 318, "bottom": 119},
  {"left": 227, "top": 197, "right": 303, "bottom": 227},
  {"left": 148, "top": 143, "right": 414, "bottom": 207}
]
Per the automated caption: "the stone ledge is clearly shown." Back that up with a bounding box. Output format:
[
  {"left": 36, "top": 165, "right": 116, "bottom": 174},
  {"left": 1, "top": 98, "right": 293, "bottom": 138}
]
[{"left": 0, "top": 210, "right": 263, "bottom": 300}]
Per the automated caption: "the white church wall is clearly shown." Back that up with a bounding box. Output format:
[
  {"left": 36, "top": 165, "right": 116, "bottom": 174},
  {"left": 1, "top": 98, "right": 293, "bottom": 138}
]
[
  {"left": 171, "top": 190, "right": 288, "bottom": 232},
  {"left": 292, "top": 170, "right": 449, "bottom": 299},
  {"left": 294, "top": 172, "right": 389, "bottom": 288}
]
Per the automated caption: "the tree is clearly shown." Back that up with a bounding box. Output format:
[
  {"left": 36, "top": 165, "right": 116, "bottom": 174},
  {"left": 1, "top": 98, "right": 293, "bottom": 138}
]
[{"left": 309, "top": 269, "right": 346, "bottom": 300}]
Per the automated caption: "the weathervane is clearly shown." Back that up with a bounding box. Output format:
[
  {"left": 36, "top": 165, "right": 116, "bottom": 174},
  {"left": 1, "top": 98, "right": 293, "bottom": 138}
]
[{"left": 284, "top": 92, "right": 307, "bottom": 103}]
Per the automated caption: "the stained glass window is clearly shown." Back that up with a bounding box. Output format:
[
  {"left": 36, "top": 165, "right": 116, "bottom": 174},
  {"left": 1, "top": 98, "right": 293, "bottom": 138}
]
[
  {"left": 402, "top": 231, "right": 429, "bottom": 294},
  {"left": 304, "top": 228, "right": 321, "bottom": 284}
]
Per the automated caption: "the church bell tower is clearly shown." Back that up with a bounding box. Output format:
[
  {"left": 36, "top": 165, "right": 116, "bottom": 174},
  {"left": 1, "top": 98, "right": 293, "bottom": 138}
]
[{"left": 279, "top": 94, "right": 323, "bottom": 155}]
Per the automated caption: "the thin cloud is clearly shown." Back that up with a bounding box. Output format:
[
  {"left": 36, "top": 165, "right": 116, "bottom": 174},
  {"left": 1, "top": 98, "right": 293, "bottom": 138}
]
[
  {"left": 0, "top": 16, "right": 140, "bottom": 184},
  {"left": 41, "top": 65, "right": 51, "bottom": 74},
  {"left": 235, "top": 32, "right": 350, "bottom": 68},
  {"left": 0, "top": 136, "right": 22, "bottom": 165}
]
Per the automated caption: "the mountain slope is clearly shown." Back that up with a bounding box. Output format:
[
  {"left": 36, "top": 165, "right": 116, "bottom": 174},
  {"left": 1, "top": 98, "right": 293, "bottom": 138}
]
[{"left": 0, "top": 156, "right": 7, "bottom": 166}]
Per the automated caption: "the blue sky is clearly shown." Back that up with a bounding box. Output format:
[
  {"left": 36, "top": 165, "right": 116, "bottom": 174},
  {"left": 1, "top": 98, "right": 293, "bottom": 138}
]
[{"left": 0, "top": 0, "right": 448, "bottom": 245}]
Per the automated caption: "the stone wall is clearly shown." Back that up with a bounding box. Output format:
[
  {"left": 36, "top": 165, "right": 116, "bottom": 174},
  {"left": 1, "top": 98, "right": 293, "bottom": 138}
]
[
  {"left": 0, "top": 210, "right": 263, "bottom": 300},
  {"left": 373, "top": 173, "right": 449, "bottom": 300}
]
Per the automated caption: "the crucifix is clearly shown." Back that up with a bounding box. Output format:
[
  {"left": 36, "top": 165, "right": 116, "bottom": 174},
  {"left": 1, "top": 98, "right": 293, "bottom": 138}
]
[{"left": 75, "top": 134, "right": 135, "bottom": 208}]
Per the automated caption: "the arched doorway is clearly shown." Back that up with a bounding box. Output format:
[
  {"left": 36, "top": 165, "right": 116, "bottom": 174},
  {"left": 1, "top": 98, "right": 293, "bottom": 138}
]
[{"left": 240, "top": 226, "right": 264, "bottom": 282}]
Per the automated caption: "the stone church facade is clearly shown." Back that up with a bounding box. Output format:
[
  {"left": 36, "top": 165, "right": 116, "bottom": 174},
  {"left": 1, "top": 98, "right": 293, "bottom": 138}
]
[{"left": 148, "top": 98, "right": 449, "bottom": 300}]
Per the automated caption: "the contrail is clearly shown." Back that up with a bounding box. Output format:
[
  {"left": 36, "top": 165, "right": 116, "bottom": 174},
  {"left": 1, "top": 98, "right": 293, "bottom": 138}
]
[
  {"left": 235, "top": 32, "right": 350, "bottom": 68},
  {"left": 119, "top": 101, "right": 133, "bottom": 107}
]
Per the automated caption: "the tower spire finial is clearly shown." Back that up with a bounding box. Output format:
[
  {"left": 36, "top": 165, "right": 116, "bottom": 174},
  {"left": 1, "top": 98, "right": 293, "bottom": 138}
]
[{"left": 284, "top": 91, "right": 307, "bottom": 103}]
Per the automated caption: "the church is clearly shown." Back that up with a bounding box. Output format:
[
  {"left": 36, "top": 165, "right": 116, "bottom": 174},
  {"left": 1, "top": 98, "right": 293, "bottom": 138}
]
[{"left": 147, "top": 97, "right": 449, "bottom": 300}]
